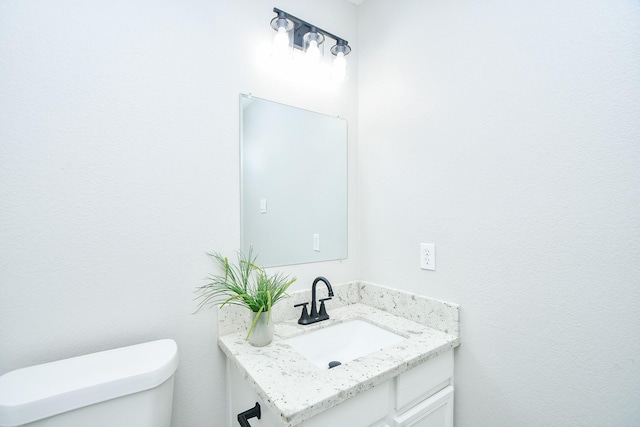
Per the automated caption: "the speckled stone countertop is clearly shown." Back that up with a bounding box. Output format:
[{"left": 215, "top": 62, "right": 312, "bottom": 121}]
[{"left": 217, "top": 282, "right": 460, "bottom": 426}]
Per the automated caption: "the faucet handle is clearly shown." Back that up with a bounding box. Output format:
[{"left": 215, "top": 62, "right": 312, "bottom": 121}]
[
  {"left": 318, "top": 297, "right": 332, "bottom": 319},
  {"left": 294, "top": 302, "right": 312, "bottom": 325}
]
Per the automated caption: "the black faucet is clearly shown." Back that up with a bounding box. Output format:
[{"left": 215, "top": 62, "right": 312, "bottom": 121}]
[{"left": 294, "top": 276, "right": 334, "bottom": 325}]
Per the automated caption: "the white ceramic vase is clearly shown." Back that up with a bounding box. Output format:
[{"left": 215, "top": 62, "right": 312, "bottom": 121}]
[{"left": 248, "top": 310, "right": 274, "bottom": 347}]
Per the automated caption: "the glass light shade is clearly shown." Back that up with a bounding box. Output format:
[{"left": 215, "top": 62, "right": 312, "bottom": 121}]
[
  {"left": 332, "top": 51, "right": 347, "bottom": 82},
  {"left": 303, "top": 30, "right": 324, "bottom": 64},
  {"left": 270, "top": 15, "right": 293, "bottom": 32},
  {"left": 272, "top": 26, "right": 291, "bottom": 59},
  {"left": 270, "top": 15, "right": 293, "bottom": 61},
  {"left": 307, "top": 40, "right": 321, "bottom": 62}
]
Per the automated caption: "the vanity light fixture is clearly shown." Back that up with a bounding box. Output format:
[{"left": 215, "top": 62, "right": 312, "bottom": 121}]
[{"left": 270, "top": 7, "right": 352, "bottom": 81}]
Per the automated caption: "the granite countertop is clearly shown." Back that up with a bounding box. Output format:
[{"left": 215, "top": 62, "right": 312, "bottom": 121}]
[{"left": 218, "top": 283, "right": 460, "bottom": 426}]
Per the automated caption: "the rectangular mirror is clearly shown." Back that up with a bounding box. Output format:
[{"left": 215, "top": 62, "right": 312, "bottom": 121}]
[{"left": 240, "top": 94, "right": 347, "bottom": 267}]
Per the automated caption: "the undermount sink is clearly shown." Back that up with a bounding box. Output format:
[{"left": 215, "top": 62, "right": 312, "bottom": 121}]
[{"left": 284, "top": 319, "right": 405, "bottom": 369}]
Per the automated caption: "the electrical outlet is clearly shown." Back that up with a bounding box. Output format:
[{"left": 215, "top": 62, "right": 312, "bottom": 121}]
[
  {"left": 420, "top": 243, "right": 435, "bottom": 270},
  {"left": 313, "top": 234, "right": 320, "bottom": 251}
]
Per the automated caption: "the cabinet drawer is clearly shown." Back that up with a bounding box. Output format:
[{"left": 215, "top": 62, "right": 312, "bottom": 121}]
[
  {"left": 393, "top": 385, "right": 454, "bottom": 427},
  {"left": 302, "top": 381, "right": 390, "bottom": 427},
  {"left": 395, "top": 352, "right": 453, "bottom": 411}
]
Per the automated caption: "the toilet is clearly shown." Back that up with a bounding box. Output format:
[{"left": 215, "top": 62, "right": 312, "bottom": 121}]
[{"left": 0, "top": 339, "right": 178, "bottom": 427}]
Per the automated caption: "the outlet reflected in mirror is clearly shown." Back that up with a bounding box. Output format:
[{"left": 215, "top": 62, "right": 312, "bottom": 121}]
[{"left": 240, "top": 94, "right": 347, "bottom": 267}]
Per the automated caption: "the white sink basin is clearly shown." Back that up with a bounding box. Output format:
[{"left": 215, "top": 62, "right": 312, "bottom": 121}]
[{"left": 284, "top": 319, "right": 405, "bottom": 369}]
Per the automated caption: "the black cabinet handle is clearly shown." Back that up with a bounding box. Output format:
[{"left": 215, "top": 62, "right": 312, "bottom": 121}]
[{"left": 237, "top": 402, "right": 261, "bottom": 427}]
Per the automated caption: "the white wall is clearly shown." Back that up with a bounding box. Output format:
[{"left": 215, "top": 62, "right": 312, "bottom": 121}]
[
  {"left": 358, "top": 0, "right": 640, "bottom": 425},
  {"left": 0, "top": 1, "right": 357, "bottom": 426}
]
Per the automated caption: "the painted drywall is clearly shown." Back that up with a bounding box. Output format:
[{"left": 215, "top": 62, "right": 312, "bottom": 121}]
[
  {"left": 0, "top": 1, "right": 357, "bottom": 426},
  {"left": 357, "top": 0, "right": 640, "bottom": 425}
]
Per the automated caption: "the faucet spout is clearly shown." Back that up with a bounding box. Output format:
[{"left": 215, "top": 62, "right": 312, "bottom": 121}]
[
  {"left": 311, "top": 276, "right": 333, "bottom": 318},
  {"left": 312, "top": 276, "right": 334, "bottom": 297}
]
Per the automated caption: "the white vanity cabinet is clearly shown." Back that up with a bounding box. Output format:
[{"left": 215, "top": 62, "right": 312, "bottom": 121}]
[{"left": 227, "top": 351, "right": 454, "bottom": 427}]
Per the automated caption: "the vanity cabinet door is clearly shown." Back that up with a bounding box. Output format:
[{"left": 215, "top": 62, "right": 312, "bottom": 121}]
[
  {"left": 301, "top": 382, "right": 390, "bottom": 427},
  {"left": 392, "top": 386, "right": 453, "bottom": 427}
]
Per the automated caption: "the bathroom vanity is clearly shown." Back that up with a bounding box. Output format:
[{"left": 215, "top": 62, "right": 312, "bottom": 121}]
[{"left": 218, "top": 282, "right": 460, "bottom": 427}]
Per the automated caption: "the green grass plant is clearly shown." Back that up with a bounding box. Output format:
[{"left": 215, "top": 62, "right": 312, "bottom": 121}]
[{"left": 195, "top": 248, "right": 296, "bottom": 340}]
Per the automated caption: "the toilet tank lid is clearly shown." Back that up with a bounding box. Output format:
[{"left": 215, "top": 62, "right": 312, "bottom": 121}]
[{"left": 0, "top": 339, "right": 178, "bottom": 427}]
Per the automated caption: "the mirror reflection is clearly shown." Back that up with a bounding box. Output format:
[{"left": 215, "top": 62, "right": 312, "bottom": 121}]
[{"left": 240, "top": 94, "right": 347, "bottom": 267}]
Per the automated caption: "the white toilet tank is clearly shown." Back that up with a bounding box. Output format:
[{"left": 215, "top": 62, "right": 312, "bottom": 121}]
[{"left": 0, "top": 339, "right": 178, "bottom": 427}]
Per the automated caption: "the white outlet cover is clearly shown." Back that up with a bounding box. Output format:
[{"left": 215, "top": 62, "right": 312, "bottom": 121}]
[{"left": 420, "top": 243, "right": 435, "bottom": 270}]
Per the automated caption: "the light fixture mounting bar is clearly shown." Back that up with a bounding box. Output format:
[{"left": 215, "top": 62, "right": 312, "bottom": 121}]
[{"left": 273, "top": 7, "right": 349, "bottom": 52}]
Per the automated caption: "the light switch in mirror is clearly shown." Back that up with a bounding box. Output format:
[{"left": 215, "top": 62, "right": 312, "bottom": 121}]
[{"left": 240, "top": 94, "right": 347, "bottom": 267}]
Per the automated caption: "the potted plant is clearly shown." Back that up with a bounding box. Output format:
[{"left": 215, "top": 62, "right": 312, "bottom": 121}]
[{"left": 195, "top": 248, "right": 296, "bottom": 346}]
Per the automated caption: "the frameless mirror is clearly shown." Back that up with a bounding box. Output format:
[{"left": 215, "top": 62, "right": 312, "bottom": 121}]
[{"left": 240, "top": 94, "right": 347, "bottom": 267}]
